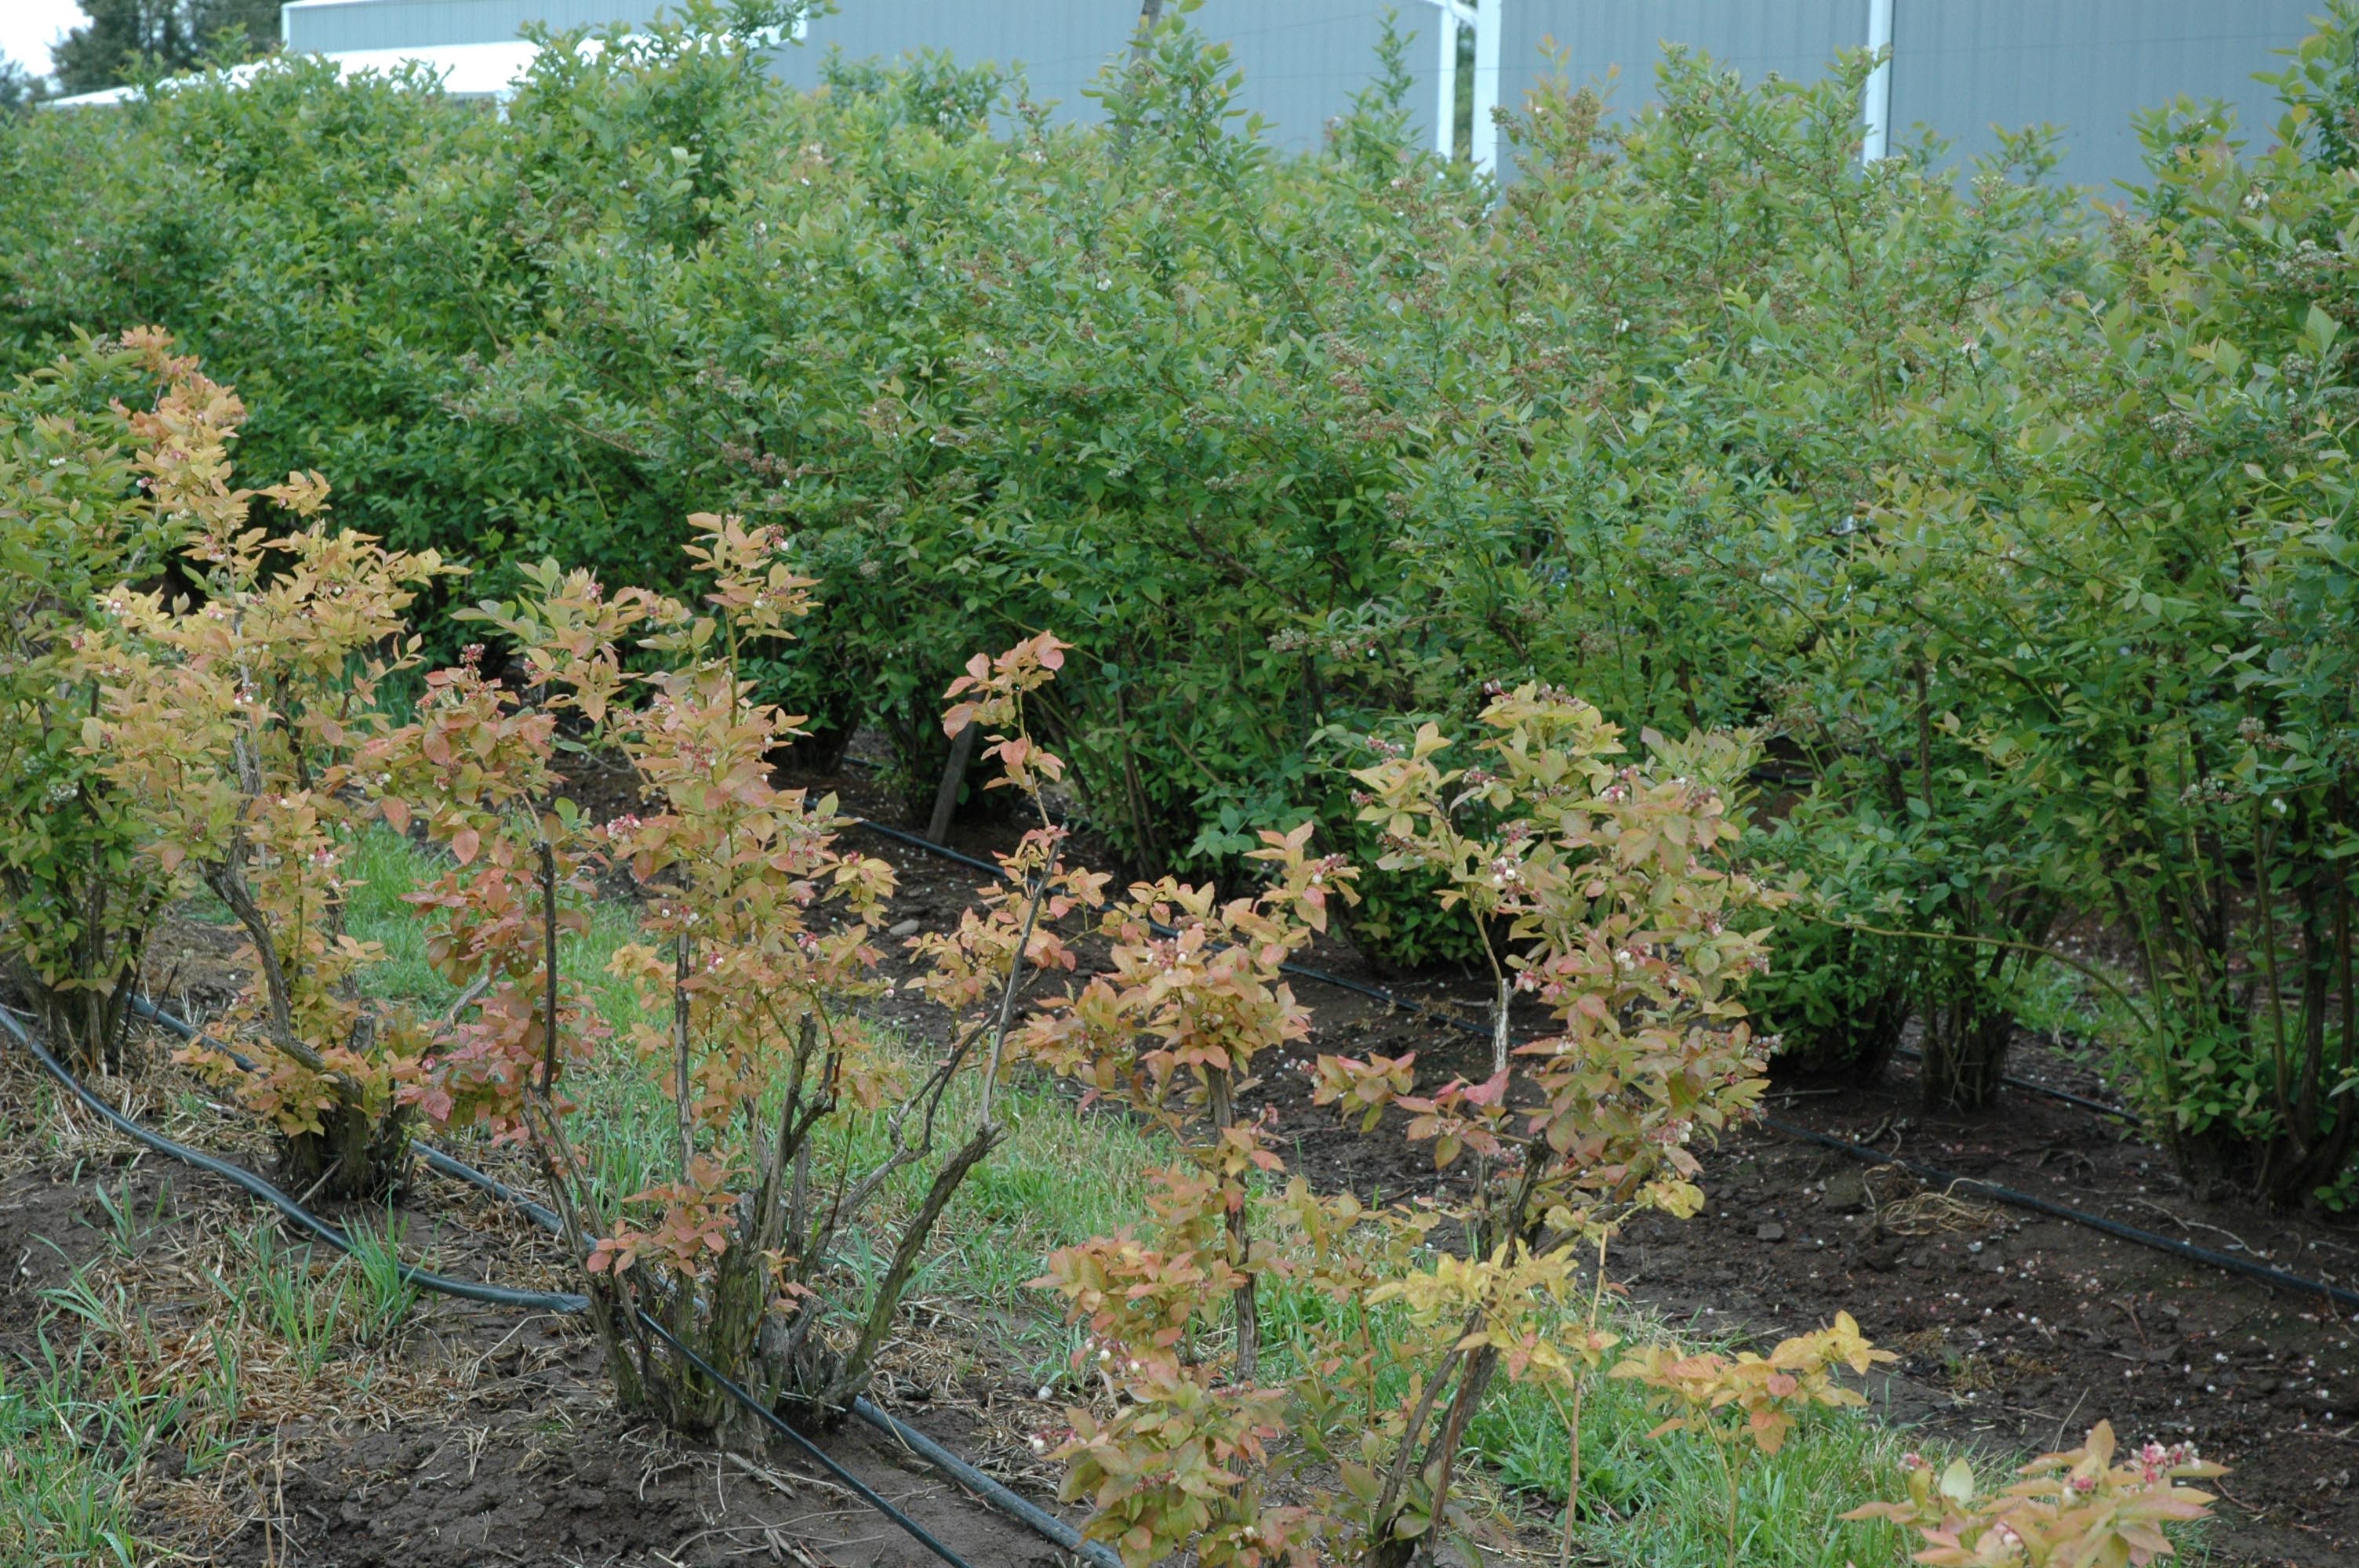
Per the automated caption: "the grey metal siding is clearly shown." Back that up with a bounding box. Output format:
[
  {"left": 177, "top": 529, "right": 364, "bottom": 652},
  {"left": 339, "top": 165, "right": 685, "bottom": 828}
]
[
  {"left": 1495, "top": 0, "right": 1862, "bottom": 165},
  {"left": 1492, "top": 0, "right": 2322, "bottom": 191},
  {"left": 283, "top": 0, "right": 665, "bottom": 53},
  {"left": 1521, "top": 0, "right": 1861, "bottom": 84},
  {"left": 773, "top": 1, "right": 1441, "bottom": 156},
  {"left": 1211, "top": 2, "right": 1442, "bottom": 154},
  {"left": 291, "top": 0, "right": 1438, "bottom": 156},
  {"left": 1888, "top": 1, "right": 2319, "bottom": 191},
  {"left": 765, "top": 0, "right": 1136, "bottom": 106}
]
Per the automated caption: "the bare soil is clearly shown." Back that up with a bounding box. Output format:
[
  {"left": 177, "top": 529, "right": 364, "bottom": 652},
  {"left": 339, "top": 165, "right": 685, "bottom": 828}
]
[{"left": 200, "top": 1407, "right": 1077, "bottom": 1568}]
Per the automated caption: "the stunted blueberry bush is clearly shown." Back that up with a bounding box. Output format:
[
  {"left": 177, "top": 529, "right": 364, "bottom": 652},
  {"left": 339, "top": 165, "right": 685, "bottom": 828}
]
[
  {"left": 1006, "top": 681, "right": 2220, "bottom": 1565},
  {"left": 1015, "top": 684, "right": 1801, "bottom": 1565},
  {"left": 84, "top": 467, "right": 453, "bottom": 1199},
  {"left": 397, "top": 521, "right": 1088, "bottom": 1434},
  {"left": 1848, "top": 1423, "right": 2223, "bottom": 1568}
]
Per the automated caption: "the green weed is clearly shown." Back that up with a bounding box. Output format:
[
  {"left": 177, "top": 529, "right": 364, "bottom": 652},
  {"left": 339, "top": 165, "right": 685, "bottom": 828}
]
[
  {"left": 341, "top": 1211, "right": 421, "bottom": 1347},
  {"left": 0, "top": 1351, "right": 145, "bottom": 1567}
]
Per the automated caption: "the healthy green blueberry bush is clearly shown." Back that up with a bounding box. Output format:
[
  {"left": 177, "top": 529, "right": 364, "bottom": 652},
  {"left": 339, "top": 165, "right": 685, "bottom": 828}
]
[
  {"left": 0, "top": 330, "right": 205, "bottom": 1071},
  {"left": 0, "top": 5, "right": 1485, "bottom": 858},
  {"left": 1402, "top": 45, "right": 2088, "bottom": 1098},
  {"left": 5, "top": 2, "right": 2358, "bottom": 1203},
  {"left": 1884, "top": 27, "right": 2359, "bottom": 1203}
]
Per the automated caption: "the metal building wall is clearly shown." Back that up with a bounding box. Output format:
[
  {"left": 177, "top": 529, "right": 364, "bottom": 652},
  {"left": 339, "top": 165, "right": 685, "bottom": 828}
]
[
  {"left": 1492, "top": 0, "right": 2322, "bottom": 191},
  {"left": 1492, "top": 0, "right": 1859, "bottom": 181},
  {"left": 765, "top": 1, "right": 1134, "bottom": 108},
  {"left": 1887, "top": 1, "right": 2318, "bottom": 191},
  {"left": 288, "top": 0, "right": 1438, "bottom": 157},
  {"left": 772, "top": 1, "right": 1443, "bottom": 156},
  {"left": 283, "top": 1, "right": 666, "bottom": 53},
  {"left": 1208, "top": 0, "right": 1442, "bottom": 155},
  {"left": 1499, "top": 0, "right": 1858, "bottom": 100}
]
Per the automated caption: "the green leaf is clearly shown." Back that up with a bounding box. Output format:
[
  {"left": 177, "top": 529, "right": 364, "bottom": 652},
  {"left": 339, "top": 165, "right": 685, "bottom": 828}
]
[
  {"left": 1939, "top": 1457, "right": 1976, "bottom": 1504},
  {"left": 2306, "top": 303, "right": 2339, "bottom": 355}
]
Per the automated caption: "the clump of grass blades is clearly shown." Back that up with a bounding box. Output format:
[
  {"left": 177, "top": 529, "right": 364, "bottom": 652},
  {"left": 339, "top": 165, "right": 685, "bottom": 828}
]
[
  {"left": 0, "top": 1348, "right": 149, "bottom": 1568},
  {"left": 8, "top": 1261, "right": 247, "bottom": 1566}
]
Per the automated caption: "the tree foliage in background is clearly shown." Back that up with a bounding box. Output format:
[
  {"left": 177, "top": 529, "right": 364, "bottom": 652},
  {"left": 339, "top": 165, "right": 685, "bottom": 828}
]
[
  {"left": 0, "top": 56, "right": 46, "bottom": 114},
  {"left": 3, "top": 2, "right": 2358, "bottom": 1207},
  {"left": 52, "top": 0, "right": 281, "bottom": 96}
]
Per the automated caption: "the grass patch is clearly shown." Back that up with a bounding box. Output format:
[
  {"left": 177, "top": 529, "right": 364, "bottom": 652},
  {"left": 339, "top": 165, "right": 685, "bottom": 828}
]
[
  {"left": 1465, "top": 1359, "right": 1929, "bottom": 1565},
  {"left": 0, "top": 1205, "right": 441, "bottom": 1564},
  {"left": 2005, "top": 954, "right": 2149, "bottom": 1068},
  {"left": 342, "top": 826, "right": 645, "bottom": 1021},
  {"left": 0, "top": 1345, "right": 151, "bottom": 1566}
]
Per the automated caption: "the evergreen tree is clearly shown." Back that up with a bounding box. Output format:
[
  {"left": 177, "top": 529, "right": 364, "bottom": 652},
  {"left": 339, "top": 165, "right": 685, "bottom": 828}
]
[{"left": 0, "top": 56, "right": 47, "bottom": 114}]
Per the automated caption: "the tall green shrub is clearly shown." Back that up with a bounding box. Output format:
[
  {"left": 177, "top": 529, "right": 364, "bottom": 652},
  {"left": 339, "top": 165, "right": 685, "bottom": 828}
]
[
  {"left": 0, "top": 330, "right": 199, "bottom": 1069},
  {"left": 1896, "top": 24, "right": 2359, "bottom": 1203},
  {"left": 4, "top": 0, "right": 2356, "bottom": 1201},
  {"left": 1397, "top": 48, "right": 2088, "bottom": 1093}
]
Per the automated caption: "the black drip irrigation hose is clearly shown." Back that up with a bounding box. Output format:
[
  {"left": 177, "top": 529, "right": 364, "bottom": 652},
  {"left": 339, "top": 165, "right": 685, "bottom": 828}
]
[
  {"left": 855, "top": 816, "right": 2359, "bottom": 1319},
  {"left": 1763, "top": 1116, "right": 2359, "bottom": 1316},
  {"left": 401, "top": 1099, "right": 1111, "bottom": 1563},
  {"left": 410, "top": 1150, "right": 1108, "bottom": 1568},
  {"left": 16, "top": 1000, "right": 1124, "bottom": 1568},
  {"left": 0, "top": 1004, "right": 583, "bottom": 1315},
  {"left": 124, "top": 1000, "right": 577, "bottom": 1240},
  {"left": 1888, "top": 1044, "right": 2139, "bottom": 1125},
  {"left": 852, "top": 815, "right": 1010, "bottom": 882}
]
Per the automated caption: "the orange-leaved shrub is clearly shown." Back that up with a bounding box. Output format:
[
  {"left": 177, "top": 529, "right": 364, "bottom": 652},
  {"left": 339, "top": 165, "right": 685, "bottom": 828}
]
[
  {"left": 1023, "top": 821, "right": 1356, "bottom": 1564},
  {"left": 398, "top": 524, "right": 1081, "bottom": 1437},
  {"left": 1018, "top": 684, "right": 1790, "bottom": 1566},
  {"left": 1009, "top": 677, "right": 2223, "bottom": 1567},
  {"left": 75, "top": 354, "right": 456, "bottom": 1196},
  {"left": 1846, "top": 1423, "right": 2223, "bottom": 1567}
]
